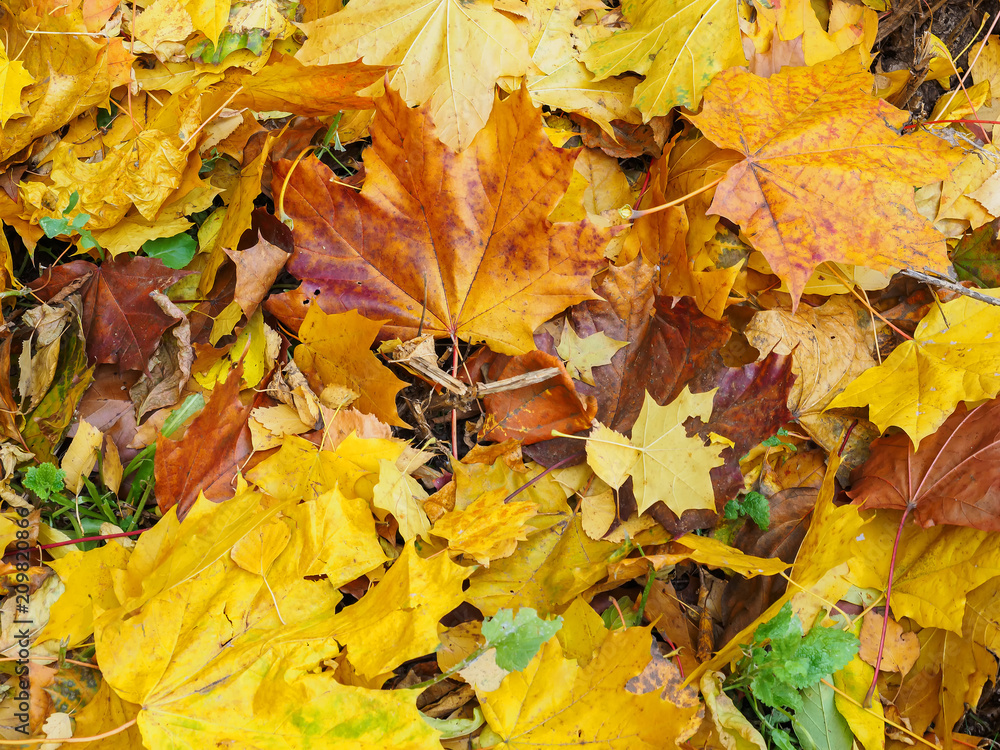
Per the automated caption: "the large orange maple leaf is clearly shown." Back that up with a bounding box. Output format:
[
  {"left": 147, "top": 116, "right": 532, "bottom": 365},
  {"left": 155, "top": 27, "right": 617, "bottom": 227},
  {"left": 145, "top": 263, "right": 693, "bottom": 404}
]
[
  {"left": 270, "top": 87, "right": 612, "bottom": 354},
  {"left": 689, "top": 54, "right": 964, "bottom": 305}
]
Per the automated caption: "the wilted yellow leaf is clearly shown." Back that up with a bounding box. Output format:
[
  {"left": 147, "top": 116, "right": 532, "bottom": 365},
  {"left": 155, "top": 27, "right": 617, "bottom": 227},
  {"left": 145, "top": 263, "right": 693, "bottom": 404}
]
[
  {"left": 701, "top": 671, "right": 766, "bottom": 750},
  {"left": 60, "top": 420, "right": 102, "bottom": 494},
  {"left": 294, "top": 306, "right": 408, "bottom": 427}
]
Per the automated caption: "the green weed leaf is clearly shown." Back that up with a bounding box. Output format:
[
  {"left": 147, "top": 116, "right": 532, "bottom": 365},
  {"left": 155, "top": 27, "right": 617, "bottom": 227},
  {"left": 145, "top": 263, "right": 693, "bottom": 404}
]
[
  {"left": 24, "top": 463, "right": 66, "bottom": 501},
  {"left": 482, "top": 608, "right": 563, "bottom": 671}
]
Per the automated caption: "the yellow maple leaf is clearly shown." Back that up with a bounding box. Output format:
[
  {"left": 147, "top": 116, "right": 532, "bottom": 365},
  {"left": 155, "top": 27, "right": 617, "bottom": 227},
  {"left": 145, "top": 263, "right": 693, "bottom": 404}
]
[
  {"left": 556, "top": 319, "right": 628, "bottom": 386},
  {"left": 580, "top": 0, "right": 745, "bottom": 118},
  {"left": 0, "top": 40, "right": 34, "bottom": 127},
  {"left": 325, "top": 543, "right": 469, "bottom": 680},
  {"left": 586, "top": 387, "right": 724, "bottom": 516},
  {"left": 247, "top": 433, "right": 404, "bottom": 502},
  {"left": 479, "top": 628, "right": 702, "bottom": 749},
  {"left": 296, "top": 0, "right": 528, "bottom": 150},
  {"left": 294, "top": 306, "right": 409, "bottom": 428},
  {"left": 56, "top": 487, "right": 449, "bottom": 746},
  {"left": 466, "top": 495, "right": 622, "bottom": 616},
  {"left": 527, "top": 61, "right": 640, "bottom": 137},
  {"left": 36, "top": 540, "right": 131, "bottom": 649},
  {"left": 20, "top": 131, "right": 187, "bottom": 233},
  {"left": 827, "top": 291, "right": 1000, "bottom": 448},
  {"left": 180, "top": 0, "right": 231, "bottom": 45},
  {"left": 432, "top": 490, "right": 539, "bottom": 566}
]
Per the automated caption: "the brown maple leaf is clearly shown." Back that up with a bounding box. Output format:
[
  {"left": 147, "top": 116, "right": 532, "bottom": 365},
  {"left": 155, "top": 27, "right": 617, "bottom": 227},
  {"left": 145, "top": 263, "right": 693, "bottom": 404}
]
[
  {"left": 268, "top": 86, "right": 612, "bottom": 355},
  {"left": 849, "top": 398, "right": 1000, "bottom": 531},
  {"left": 31, "top": 256, "right": 188, "bottom": 373}
]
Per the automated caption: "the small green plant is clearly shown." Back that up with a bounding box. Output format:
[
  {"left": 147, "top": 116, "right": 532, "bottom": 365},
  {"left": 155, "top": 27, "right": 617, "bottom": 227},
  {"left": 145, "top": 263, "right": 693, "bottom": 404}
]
[
  {"left": 724, "top": 490, "right": 770, "bottom": 530},
  {"left": 24, "top": 462, "right": 121, "bottom": 547},
  {"left": 39, "top": 192, "right": 103, "bottom": 257},
  {"left": 23, "top": 462, "right": 65, "bottom": 501},
  {"left": 742, "top": 428, "right": 798, "bottom": 462},
  {"left": 725, "top": 602, "right": 859, "bottom": 749}
]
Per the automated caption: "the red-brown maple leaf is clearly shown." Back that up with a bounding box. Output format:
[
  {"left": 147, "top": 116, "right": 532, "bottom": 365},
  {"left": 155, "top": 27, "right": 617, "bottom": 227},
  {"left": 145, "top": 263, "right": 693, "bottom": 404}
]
[
  {"left": 31, "top": 256, "right": 188, "bottom": 373},
  {"left": 267, "top": 86, "right": 612, "bottom": 355}
]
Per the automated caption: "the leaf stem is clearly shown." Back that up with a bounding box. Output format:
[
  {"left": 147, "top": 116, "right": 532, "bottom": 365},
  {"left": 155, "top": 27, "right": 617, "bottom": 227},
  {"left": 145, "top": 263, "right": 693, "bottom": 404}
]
[
  {"left": 38, "top": 528, "right": 145, "bottom": 550},
  {"left": 617, "top": 176, "right": 724, "bottom": 220},
  {"left": 863, "top": 502, "right": 914, "bottom": 706},
  {"left": 407, "top": 646, "right": 488, "bottom": 692},
  {"left": 0, "top": 718, "right": 137, "bottom": 744},
  {"left": 499, "top": 452, "right": 583, "bottom": 504}
]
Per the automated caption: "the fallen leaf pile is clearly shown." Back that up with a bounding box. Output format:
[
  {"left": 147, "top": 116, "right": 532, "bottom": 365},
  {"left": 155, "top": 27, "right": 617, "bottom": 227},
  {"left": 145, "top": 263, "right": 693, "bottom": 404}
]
[{"left": 0, "top": 0, "right": 999, "bottom": 747}]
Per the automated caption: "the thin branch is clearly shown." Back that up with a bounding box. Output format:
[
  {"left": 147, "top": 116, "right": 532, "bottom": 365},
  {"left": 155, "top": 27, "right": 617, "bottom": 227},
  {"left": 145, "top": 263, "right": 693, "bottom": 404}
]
[{"left": 898, "top": 268, "right": 1000, "bottom": 307}]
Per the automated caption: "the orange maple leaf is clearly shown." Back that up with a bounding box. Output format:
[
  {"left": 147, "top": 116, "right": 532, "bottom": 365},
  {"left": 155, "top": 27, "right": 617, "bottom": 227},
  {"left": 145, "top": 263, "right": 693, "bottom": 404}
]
[
  {"left": 689, "top": 53, "right": 963, "bottom": 305},
  {"left": 270, "top": 86, "right": 612, "bottom": 355}
]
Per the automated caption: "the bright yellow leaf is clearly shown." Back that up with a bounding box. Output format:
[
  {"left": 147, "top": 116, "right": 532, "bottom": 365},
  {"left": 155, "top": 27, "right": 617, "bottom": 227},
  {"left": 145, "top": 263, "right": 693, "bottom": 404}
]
[
  {"left": 587, "top": 387, "right": 724, "bottom": 516},
  {"left": 0, "top": 40, "right": 34, "bottom": 126},
  {"left": 527, "top": 61, "right": 640, "bottom": 137},
  {"left": 849, "top": 509, "right": 1000, "bottom": 633},
  {"left": 21, "top": 131, "right": 188, "bottom": 232},
  {"left": 465, "top": 496, "right": 622, "bottom": 616},
  {"left": 36, "top": 540, "right": 131, "bottom": 649},
  {"left": 247, "top": 434, "right": 404, "bottom": 502},
  {"left": 137, "top": 648, "right": 442, "bottom": 748},
  {"left": 296, "top": 0, "right": 529, "bottom": 150},
  {"left": 433, "top": 490, "right": 538, "bottom": 566},
  {"left": 580, "top": 0, "right": 745, "bottom": 118},
  {"left": 833, "top": 654, "right": 885, "bottom": 750},
  {"left": 585, "top": 422, "right": 640, "bottom": 489},
  {"left": 479, "top": 628, "right": 702, "bottom": 749},
  {"left": 556, "top": 319, "right": 628, "bottom": 386},
  {"left": 325, "top": 543, "right": 468, "bottom": 680},
  {"left": 278, "top": 487, "right": 387, "bottom": 588},
  {"left": 181, "top": 0, "right": 231, "bottom": 45},
  {"left": 671, "top": 534, "right": 790, "bottom": 577},
  {"left": 828, "top": 291, "right": 1000, "bottom": 448},
  {"left": 372, "top": 458, "right": 430, "bottom": 541}
]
